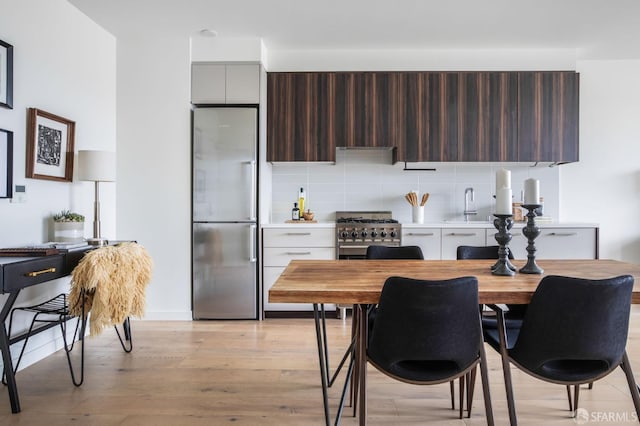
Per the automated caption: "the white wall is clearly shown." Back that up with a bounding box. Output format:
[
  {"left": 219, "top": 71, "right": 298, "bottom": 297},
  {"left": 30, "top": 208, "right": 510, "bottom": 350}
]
[
  {"left": 0, "top": 0, "right": 116, "bottom": 369},
  {"left": 116, "top": 34, "right": 192, "bottom": 319},
  {"left": 562, "top": 60, "right": 640, "bottom": 262}
]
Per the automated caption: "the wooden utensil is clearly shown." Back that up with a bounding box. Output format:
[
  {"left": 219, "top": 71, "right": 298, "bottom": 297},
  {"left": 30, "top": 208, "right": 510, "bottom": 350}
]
[{"left": 421, "top": 193, "right": 430, "bottom": 206}]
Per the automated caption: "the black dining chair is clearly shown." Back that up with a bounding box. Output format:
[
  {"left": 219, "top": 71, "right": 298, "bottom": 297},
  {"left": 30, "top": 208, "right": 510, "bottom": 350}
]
[
  {"left": 365, "top": 245, "right": 424, "bottom": 260},
  {"left": 366, "top": 276, "right": 494, "bottom": 424},
  {"left": 366, "top": 244, "right": 472, "bottom": 417},
  {"left": 483, "top": 274, "right": 640, "bottom": 424},
  {"left": 456, "top": 245, "right": 527, "bottom": 325}
]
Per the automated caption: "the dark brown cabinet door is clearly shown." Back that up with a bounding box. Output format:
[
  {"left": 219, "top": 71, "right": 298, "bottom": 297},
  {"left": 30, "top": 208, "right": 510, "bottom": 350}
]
[
  {"left": 267, "top": 72, "right": 337, "bottom": 162},
  {"left": 399, "top": 72, "right": 518, "bottom": 162},
  {"left": 517, "top": 71, "right": 579, "bottom": 162}
]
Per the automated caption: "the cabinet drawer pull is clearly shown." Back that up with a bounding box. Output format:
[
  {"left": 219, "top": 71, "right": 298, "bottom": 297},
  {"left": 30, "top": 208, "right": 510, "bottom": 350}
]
[
  {"left": 407, "top": 232, "right": 435, "bottom": 236},
  {"left": 25, "top": 267, "right": 56, "bottom": 277},
  {"left": 547, "top": 232, "right": 578, "bottom": 237},
  {"left": 286, "top": 251, "right": 312, "bottom": 256},
  {"left": 446, "top": 233, "right": 476, "bottom": 237},
  {"left": 285, "top": 232, "right": 311, "bottom": 236}
]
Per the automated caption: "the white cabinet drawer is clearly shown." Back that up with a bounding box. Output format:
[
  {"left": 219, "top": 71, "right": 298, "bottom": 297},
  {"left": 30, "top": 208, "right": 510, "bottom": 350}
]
[
  {"left": 402, "top": 229, "right": 441, "bottom": 260},
  {"left": 535, "top": 228, "right": 597, "bottom": 259},
  {"left": 441, "top": 228, "right": 487, "bottom": 260},
  {"left": 263, "top": 228, "right": 335, "bottom": 247},
  {"left": 263, "top": 247, "right": 335, "bottom": 267}
]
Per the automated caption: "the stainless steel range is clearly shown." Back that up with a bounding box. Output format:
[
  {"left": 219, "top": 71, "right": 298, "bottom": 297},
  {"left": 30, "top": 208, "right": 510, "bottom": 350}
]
[{"left": 336, "top": 211, "right": 401, "bottom": 259}]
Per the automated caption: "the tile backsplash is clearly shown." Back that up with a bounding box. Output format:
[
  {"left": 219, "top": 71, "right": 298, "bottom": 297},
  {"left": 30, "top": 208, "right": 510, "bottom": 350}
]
[{"left": 270, "top": 149, "right": 559, "bottom": 223}]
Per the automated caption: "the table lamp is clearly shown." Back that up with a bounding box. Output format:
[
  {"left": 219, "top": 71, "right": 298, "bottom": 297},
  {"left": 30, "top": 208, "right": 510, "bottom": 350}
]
[{"left": 77, "top": 150, "right": 115, "bottom": 246}]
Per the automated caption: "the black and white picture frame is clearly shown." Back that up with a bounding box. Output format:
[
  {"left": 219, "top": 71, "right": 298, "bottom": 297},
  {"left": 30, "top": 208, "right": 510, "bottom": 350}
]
[
  {"left": 0, "top": 39, "right": 13, "bottom": 109},
  {"left": 0, "top": 128, "right": 13, "bottom": 198},
  {"left": 26, "top": 108, "right": 75, "bottom": 182}
]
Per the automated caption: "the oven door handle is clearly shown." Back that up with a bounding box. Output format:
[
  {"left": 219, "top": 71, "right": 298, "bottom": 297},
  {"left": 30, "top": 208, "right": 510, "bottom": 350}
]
[{"left": 338, "top": 245, "right": 399, "bottom": 250}]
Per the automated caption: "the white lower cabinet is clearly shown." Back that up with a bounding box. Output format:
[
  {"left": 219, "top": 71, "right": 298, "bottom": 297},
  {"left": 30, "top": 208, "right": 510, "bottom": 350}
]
[
  {"left": 263, "top": 227, "right": 335, "bottom": 312},
  {"left": 529, "top": 227, "right": 597, "bottom": 259},
  {"left": 262, "top": 224, "right": 598, "bottom": 314},
  {"left": 441, "top": 228, "right": 487, "bottom": 260},
  {"left": 402, "top": 228, "right": 441, "bottom": 260}
]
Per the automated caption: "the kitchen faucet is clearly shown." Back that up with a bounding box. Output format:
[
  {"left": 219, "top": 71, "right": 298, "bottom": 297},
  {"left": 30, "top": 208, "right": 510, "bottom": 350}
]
[{"left": 464, "top": 187, "right": 477, "bottom": 222}]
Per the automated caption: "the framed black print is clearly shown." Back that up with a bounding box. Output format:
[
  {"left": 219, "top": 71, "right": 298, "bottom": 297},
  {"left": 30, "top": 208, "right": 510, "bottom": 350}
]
[
  {"left": 0, "top": 39, "right": 13, "bottom": 109},
  {"left": 26, "top": 108, "right": 75, "bottom": 182},
  {"left": 0, "top": 128, "right": 13, "bottom": 198}
]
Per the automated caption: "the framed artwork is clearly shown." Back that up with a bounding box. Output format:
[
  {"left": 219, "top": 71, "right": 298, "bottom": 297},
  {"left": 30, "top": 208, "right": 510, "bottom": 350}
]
[
  {"left": 26, "top": 108, "right": 75, "bottom": 182},
  {"left": 0, "top": 39, "right": 13, "bottom": 109},
  {"left": 0, "top": 128, "right": 12, "bottom": 198}
]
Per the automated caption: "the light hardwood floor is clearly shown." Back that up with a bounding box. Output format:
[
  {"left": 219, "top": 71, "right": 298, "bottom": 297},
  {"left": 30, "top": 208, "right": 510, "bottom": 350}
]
[{"left": 2, "top": 309, "right": 640, "bottom": 425}]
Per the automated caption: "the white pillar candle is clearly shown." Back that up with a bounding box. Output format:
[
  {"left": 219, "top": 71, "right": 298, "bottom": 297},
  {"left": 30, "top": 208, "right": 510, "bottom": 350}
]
[
  {"left": 496, "top": 188, "right": 513, "bottom": 215},
  {"left": 496, "top": 169, "right": 511, "bottom": 190},
  {"left": 523, "top": 178, "right": 540, "bottom": 205}
]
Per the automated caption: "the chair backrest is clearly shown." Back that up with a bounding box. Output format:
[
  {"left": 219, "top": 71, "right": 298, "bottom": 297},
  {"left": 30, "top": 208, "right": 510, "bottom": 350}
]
[
  {"left": 457, "top": 245, "right": 514, "bottom": 260},
  {"left": 367, "top": 276, "right": 481, "bottom": 381},
  {"left": 510, "top": 274, "right": 634, "bottom": 377},
  {"left": 366, "top": 245, "right": 424, "bottom": 260}
]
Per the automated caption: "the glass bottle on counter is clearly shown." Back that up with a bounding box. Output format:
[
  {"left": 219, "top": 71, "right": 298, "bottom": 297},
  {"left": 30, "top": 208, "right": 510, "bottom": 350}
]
[
  {"left": 291, "top": 202, "right": 300, "bottom": 221},
  {"left": 298, "top": 187, "right": 305, "bottom": 213}
]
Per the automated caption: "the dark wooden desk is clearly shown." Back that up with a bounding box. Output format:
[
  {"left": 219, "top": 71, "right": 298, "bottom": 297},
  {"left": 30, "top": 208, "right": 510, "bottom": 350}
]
[
  {"left": 269, "top": 258, "right": 640, "bottom": 426},
  {"left": 0, "top": 246, "right": 93, "bottom": 413}
]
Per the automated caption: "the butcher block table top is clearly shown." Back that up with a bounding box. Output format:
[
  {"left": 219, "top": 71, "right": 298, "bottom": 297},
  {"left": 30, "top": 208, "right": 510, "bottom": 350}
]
[{"left": 269, "top": 259, "right": 640, "bottom": 305}]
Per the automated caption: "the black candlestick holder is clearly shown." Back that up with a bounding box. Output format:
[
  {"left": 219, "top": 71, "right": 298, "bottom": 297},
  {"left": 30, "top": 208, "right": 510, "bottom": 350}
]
[
  {"left": 492, "top": 214, "right": 516, "bottom": 276},
  {"left": 519, "top": 204, "right": 544, "bottom": 274}
]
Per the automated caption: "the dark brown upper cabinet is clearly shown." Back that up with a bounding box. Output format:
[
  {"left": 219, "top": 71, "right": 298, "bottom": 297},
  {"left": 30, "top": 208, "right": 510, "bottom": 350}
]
[
  {"left": 267, "top": 72, "right": 337, "bottom": 162},
  {"left": 517, "top": 71, "right": 579, "bottom": 163},
  {"left": 267, "top": 70, "right": 578, "bottom": 163}
]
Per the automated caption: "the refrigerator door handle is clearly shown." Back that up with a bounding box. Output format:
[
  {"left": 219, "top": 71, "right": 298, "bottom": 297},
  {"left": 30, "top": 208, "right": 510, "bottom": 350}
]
[
  {"left": 246, "top": 160, "right": 257, "bottom": 221},
  {"left": 249, "top": 224, "right": 257, "bottom": 263}
]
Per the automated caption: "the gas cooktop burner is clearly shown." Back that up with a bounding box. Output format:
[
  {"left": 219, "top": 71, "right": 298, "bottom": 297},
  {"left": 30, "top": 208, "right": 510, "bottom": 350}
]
[{"left": 336, "top": 217, "right": 399, "bottom": 224}]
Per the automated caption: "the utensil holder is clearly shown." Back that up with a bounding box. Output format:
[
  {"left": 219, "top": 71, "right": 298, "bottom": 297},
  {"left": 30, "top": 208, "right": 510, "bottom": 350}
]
[
  {"left": 492, "top": 214, "right": 516, "bottom": 276},
  {"left": 519, "top": 204, "right": 544, "bottom": 274},
  {"left": 412, "top": 206, "right": 424, "bottom": 224}
]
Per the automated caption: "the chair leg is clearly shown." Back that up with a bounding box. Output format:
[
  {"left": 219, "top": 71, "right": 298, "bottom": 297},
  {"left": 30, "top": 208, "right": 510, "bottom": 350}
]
[
  {"left": 114, "top": 317, "right": 133, "bottom": 353},
  {"left": 450, "top": 380, "right": 455, "bottom": 410},
  {"left": 573, "top": 385, "right": 580, "bottom": 415},
  {"left": 496, "top": 309, "right": 517, "bottom": 425},
  {"left": 459, "top": 374, "right": 465, "bottom": 419},
  {"left": 467, "top": 365, "right": 477, "bottom": 417},
  {"left": 620, "top": 351, "right": 640, "bottom": 417},
  {"left": 566, "top": 385, "right": 573, "bottom": 412},
  {"left": 478, "top": 342, "right": 495, "bottom": 425},
  {"left": 61, "top": 315, "right": 86, "bottom": 386}
]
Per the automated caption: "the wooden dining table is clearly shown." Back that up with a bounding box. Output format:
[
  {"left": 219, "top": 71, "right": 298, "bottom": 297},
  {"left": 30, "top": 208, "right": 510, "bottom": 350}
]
[{"left": 268, "top": 258, "right": 640, "bottom": 426}]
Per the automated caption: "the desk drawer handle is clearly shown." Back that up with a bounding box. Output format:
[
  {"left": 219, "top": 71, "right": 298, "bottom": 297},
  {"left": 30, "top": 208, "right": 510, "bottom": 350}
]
[
  {"left": 547, "top": 232, "right": 578, "bottom": 237},
  {"left": 407, "top": 232, "right": 435, "bottom": 236},
  {"left": 286, "top": 251, "right": 312, "bottom": 256},
  {"left": 446, "top": 233, "right": 477, "bottom": 237},
  {"left": 26, "top": 267, "right": 57, "bottom": 277}
]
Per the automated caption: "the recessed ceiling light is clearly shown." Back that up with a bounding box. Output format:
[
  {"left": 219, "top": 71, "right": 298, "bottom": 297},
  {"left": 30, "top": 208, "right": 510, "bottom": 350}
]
[{"left": 199, "top": 29, "right": 218, "bottom": 38}]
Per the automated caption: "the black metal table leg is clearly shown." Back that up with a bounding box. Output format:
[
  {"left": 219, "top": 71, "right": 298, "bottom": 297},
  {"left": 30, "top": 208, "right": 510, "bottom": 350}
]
[
  {"left": 313, "top": 303, "right": 357, "bottom": 426},
  {"left": 1, "top": 291, "right": 21, "bottom": 413},
  {"left": 313, "top": 304, "right": 331, "bottom": 426}
]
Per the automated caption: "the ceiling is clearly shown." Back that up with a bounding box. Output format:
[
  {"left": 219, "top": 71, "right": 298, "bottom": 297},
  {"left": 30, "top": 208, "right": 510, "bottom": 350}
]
[{"left": 68, "top": 0, "right": 640, "bottom": 59}]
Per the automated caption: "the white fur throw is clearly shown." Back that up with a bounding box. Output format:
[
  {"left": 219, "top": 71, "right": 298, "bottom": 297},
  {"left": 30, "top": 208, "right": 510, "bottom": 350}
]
[{"left": 69, "top": 242, "right": 153, "bottom": 336}]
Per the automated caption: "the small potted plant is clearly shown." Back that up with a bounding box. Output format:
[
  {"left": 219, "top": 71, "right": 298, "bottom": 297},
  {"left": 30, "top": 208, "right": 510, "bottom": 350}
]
[{"left": 52, "top": 210, "right": 85, "bottom": 242}]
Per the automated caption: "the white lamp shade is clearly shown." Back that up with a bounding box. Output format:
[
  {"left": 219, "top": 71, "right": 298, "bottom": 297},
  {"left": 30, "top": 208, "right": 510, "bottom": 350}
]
[{"left": 77, "top": 150, "right": 116, "bottom": 182}]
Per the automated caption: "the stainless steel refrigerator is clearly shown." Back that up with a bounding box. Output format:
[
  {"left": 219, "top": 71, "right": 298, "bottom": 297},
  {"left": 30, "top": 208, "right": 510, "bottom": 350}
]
[{"left": 192, "top": 106, "right": 258, "bottom": 319}]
